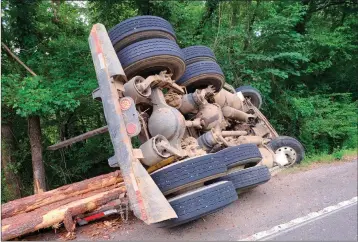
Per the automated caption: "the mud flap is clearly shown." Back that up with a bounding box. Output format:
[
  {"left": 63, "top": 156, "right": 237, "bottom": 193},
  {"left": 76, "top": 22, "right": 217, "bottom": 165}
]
[{"left": 88, "top": 23, "right": 177, "bottom": 224}]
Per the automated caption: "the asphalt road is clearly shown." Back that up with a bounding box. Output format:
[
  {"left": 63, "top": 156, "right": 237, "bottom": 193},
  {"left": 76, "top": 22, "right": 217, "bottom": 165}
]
[
  {"left": 270, "top": 204, "right": 357, "bottom": 241},
  {"left": 25, "top": 160, "right": 357, "bottom": 241}
]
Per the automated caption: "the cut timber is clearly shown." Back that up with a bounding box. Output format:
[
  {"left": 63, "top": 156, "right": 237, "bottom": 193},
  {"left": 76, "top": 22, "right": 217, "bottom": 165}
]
[
  {"left": 1, "top": 186, "right": 126, "bottom": 241},
  {"left": 2, "top": 170, "right": 123, "bottom": 219}
]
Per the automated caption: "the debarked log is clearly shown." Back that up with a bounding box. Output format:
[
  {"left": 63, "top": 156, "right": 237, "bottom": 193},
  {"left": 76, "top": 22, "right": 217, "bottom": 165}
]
[
  {"left": 2, "top": 170, "right": 123, "bottom": 219},
  {"left": 1, "top": 186, "right": 126, "bottom": 241}
]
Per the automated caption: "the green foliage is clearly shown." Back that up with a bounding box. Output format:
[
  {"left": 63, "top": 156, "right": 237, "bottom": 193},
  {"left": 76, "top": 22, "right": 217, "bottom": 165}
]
[
  {"left": 1, "top": 0, "right": 357, "bottom": 202},
  {"left": 2, "top": 75, "right": 80, "bottom": 117},
  {"left": 292, "top": 93, "right": 357, "bottom": 153},
  {"left": 1, "top": 1, "right": 110, "bottom": 201},
  {"left": 332, "top": 149, "right": 344, "bottom": 160},
  {"left": 302, "top": 148, "right": 356, "bottom": 165},
  {"left": 1, "top": 172, "right": 12, "bottom": 203}
]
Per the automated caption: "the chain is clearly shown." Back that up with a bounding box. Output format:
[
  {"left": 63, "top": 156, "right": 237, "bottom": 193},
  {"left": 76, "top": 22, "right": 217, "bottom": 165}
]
[
  {"left": 118, "top": 193, "right": 129, "bottom": 223},
  {"left": 118, "top": 202, "right": 129, "bottom": 223}
]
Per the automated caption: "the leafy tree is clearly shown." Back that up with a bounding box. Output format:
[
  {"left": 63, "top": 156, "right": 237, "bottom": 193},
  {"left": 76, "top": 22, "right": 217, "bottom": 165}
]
[{"left": 1, "top": 1, "right": 111, "bottom": 197}]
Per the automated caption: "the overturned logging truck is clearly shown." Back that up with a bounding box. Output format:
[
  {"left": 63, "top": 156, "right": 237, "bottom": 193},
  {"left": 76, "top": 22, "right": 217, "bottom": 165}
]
[{"left": 1, "top": 16, "right": 305, "bottom": 240}]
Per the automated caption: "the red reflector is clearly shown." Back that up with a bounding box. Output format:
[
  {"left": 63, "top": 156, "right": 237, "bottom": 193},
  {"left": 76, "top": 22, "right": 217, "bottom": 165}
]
[
  {"left": 120, "top": 98, "right": 131, "bottom": 110},
  {"left": 126, "top": 123, "right": 137, "bottom": 135},
  {"left": 83, "top": 212, "right": 105, "bottom": 222}
]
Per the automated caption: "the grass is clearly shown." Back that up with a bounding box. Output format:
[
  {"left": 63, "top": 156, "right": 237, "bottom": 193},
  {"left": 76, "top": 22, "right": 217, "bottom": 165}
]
[
  {"left": 302, "top": 148, "right": 357, "bottom": 165},
  {"left": 281, "top": 148, "right": 357, "bottom": 174}
]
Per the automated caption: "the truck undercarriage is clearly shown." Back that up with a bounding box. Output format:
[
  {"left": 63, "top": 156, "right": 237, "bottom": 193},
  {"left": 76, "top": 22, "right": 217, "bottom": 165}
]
[{"left": 48, "top": 16, "right": 305, "bottom": 228}]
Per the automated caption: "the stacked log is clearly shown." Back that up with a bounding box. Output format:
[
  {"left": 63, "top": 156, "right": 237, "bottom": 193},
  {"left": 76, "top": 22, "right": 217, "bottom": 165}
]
[{"left": 1, "top": 171, "right": 126, "bottom": 241}]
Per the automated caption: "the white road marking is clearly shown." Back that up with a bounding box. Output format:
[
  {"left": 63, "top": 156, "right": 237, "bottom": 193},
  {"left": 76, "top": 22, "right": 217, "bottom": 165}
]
[{"left": 240, "top": 196, "right": 358, "bottom": 241}]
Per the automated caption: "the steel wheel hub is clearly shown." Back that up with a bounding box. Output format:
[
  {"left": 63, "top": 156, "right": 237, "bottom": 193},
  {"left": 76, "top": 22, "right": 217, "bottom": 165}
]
[{"left": 275, "top": 146, "right": 297, "bottom": 166}]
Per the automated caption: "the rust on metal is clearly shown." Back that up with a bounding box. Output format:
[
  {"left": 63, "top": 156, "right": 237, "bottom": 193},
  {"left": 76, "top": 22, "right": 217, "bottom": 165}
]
[
  {"left": 248, "top": 100, "right": 279, "bottom": 138},
  {"left": 146, "top": 156, "right": 176, "bottom": 174}
]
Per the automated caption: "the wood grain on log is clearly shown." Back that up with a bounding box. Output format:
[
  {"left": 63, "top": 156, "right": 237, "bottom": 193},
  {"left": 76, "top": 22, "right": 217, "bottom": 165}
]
[
  {"left": 2, "top": 170, "right": 122, "bottom": 219},
  {"left": 1, "top": 186, "right": 126, "bottom": 241}
]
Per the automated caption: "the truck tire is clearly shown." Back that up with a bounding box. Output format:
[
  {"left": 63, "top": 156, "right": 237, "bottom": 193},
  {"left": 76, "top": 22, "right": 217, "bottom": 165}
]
[
  {"left": 213, "top": 166, "right": 271, "bottom": 191},
  {"left": 176, "top": 61, "right": 225, "bottom": 92},
  {"left": 215, "top": 144, "right": 262, "bottom": 168},
  {"left": 117, "top": 39, "right": 185, "bottom": 80},
  {"left": 154, "top": 181, "right": 238, "bottom": 228},
  {"left": 109, "top": 16, "right": 176, "bottom": 51},
  {"left": 268, "top": 136, "right": 305, "bottom": 166},
  {"left": 236, "top": 85, "right": 262, "bottom": 109},
  {"left": 151, "top": 154, "right": 227, "bottom": 195},
  {"left": 182, "top": 46, "right": 216, "bottom": 65}
]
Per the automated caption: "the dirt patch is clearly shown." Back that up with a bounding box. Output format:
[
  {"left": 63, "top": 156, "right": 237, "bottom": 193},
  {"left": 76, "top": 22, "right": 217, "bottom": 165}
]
[
  {"left": 22, "top": 213, "right": 138, "bottom": 241},
  {"left": 281, "top": 154, "right": 357, "bottom": 174}
]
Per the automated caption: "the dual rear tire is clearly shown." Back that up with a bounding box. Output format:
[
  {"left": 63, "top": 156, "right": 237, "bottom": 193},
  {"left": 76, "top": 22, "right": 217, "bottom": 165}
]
[
  {"left": 213, "top": 166, "right": 271, "bottom": 192},
  {"left": 109, "top": 16, "right": 184, "bottom": 80},
  {"left": 155, "top": 181, "right": 238, "bottom": 228},
  {"left": 109, "top": 16, "right": 176, "bottom": 52},
  {"left": 116, "top": 39, "right": 185, "bottom": 80},
  {"left": 109, "top": 17, "right": 225, "bottom": 92},
  {"left": 150, "top": 144, "right": 268, "bottom": 228}
]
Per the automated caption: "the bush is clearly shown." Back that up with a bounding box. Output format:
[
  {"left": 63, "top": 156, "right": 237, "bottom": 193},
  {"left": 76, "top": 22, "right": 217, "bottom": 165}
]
[
  {"left": 332, "top": 149, "right": 344, "bottom": 160},
  {"left": 291, "top": 93, "right": 357, "bottom": 154}
]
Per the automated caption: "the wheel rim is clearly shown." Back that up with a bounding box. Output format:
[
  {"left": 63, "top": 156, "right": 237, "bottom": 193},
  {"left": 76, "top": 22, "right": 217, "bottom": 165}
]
[{"left": 275, "top": 146, "right": 297, "bottom": 166}]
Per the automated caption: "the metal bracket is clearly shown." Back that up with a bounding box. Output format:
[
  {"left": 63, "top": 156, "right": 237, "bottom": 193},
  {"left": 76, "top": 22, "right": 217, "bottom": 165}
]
[
  {"left": 120, "top": 97, "right": 141, "bottom": 137},
  {"left": 108, "top": 156, "right": 119, "bottom": 168},
  {"left": 92, "top": 87, "right": 102, "bottom": 101}
]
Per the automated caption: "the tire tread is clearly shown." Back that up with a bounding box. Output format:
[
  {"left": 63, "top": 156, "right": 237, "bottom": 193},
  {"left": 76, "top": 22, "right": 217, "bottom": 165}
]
[
  {"left": 109, "top": 16, "right": 176, "bottom": 50},
  {"left": 155, "top": 181, "right": 238, "bottom": 228},
  {"left": 151, "top": 154, "right": 227, "bottom": 194},
  {"left": 215, "top": 144, "right": 262, "bottom": 168},
  {"left": 215, "top": 166, "right": 271, "bottom": 190}
]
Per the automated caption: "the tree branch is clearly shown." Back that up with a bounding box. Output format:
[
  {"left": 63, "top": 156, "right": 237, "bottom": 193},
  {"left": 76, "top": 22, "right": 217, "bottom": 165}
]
[
  {"left": 310, "top": 1, "right": 351, "bottom": 13},
  {"left": 1, "top": 42, "right": 38, "bottom": 77}
]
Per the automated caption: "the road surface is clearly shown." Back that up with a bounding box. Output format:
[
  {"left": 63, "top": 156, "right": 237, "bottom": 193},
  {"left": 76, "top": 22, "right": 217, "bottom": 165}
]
[{"left": 25, "top": 160, "right": 357, "bottom": 241}]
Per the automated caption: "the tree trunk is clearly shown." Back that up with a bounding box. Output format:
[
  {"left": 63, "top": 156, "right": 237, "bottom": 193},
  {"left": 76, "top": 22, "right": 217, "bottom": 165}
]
[
  {"left": 294, "top": 0, "right": 314, "bottom": 35},
  {"left": 135, "top": 0, "right": 151, "bottom": 15},
  {"left": 28, "top": 115, "right": 46, "bottom": 194},
  {"left": 1, "top": 170, "right": 123, "bottom": 219},
  {"left": 194, "top": 0, "right": 220, "bottom": 38},
  {"left": 1, "top": 186, "right": 127, "bottom": 241},
  {"left": 243, "top": 0, "right": 261, "bottom": 51},
  {"left": 1, "top": 123, "right": 22, "bottom": 200}
]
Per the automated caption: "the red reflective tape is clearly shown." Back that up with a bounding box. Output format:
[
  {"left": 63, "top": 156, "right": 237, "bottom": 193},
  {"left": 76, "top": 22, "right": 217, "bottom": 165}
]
[
  {"left": 83, "top": 212, "right": 105, "bottom": 222},
  {"left": 136, "top": 190, "right": 148, "bottom": 221},
  {"left": 91, "top": 27, "right": 102, "bottom": 54}
]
